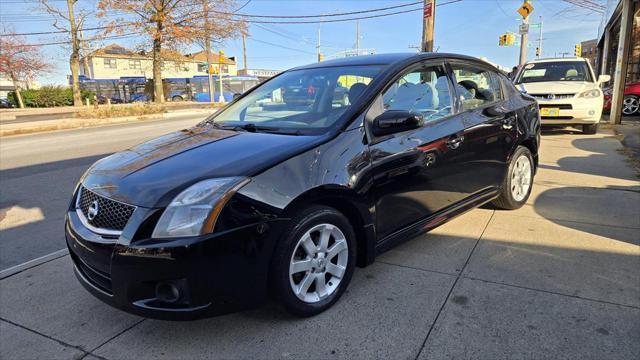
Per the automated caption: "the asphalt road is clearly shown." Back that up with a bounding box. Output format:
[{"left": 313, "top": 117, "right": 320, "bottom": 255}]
[{"left": 0, "top": 115, "right": 207, "bottom": 271}]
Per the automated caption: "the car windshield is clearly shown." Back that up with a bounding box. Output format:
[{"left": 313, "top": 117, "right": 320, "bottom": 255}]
[
  {"left": 516, "top": 61, "right": 592, "bottom": 83},
  {"left": 206, "top": 65, "right": 383, "bottom": 133}
]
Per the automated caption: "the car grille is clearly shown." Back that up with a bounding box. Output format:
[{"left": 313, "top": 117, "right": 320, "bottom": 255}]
[
  {"left": 528, "top": 93, "right": 575, "bottom": 100},
  {"left": 77, "top": 186, "right": 135, "bottom": 232},
  {"left": 540, "top": 104, "right": 573, "bottom": 110}
]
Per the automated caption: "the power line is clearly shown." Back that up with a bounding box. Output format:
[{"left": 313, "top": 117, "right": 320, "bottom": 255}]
[{"left": 4, "top": 0, "right": 463, "bottom": 39}]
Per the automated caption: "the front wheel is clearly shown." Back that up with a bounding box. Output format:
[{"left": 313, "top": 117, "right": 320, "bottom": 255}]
[
  {"left": 271, "top": 205, "right": 356, "bottom": 317},
  {"left": 583, "top": 124, "right": 598, "bottom": 134},
  {"left": 492, "top": 146, "right": 534, "bottom": 210}
]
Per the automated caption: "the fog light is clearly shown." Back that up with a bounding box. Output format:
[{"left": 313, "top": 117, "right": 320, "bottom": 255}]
[
  {"left": 156, "top": 283, "right": 180, "bottom": 303},
  {"left": 588, "top": 110, "right": 595, "bottom": 116}
]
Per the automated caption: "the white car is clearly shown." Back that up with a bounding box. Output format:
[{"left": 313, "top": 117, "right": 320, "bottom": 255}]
[{"left": 514, "top": 58, "right": 610, "bottom": 134}]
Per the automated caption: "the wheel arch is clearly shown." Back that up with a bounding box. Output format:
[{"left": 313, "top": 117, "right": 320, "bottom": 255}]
[{"left": 281, "top": 185, "right": 376, "bottom": 267}]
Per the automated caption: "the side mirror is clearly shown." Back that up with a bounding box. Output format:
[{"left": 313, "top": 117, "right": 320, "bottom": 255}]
[
  {"left": 233, "top": 93, "right": 242, "bottom": 100},
  {"left": 372, "top": 110, "right": 423, "bottom": 137},
  {"left": 597, "top": 75, "right": 611, "bottom": 84}
]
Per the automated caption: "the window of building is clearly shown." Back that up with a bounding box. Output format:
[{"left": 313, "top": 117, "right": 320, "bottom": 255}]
[
  {"left": 129, "top": 59, "right": 141, "bottom": 70},
  {"left": 381, "top": 65, "right": 453, "bottom": 121},
  {"left": 451, "top": 64, "right": 502, "bottom": 111},
  {"left": 103, "top": 58, "right": 117, "bottom": 69}
]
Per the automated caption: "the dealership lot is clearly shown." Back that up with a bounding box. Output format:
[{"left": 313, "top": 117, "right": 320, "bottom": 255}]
[{"left": 1, "top": 128, "right": 639, "bottom": 359}]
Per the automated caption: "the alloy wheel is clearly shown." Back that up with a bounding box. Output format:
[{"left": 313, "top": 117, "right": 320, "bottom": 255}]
[
  {"left": 289, "top": 223, "right": 348, "bottom": 303},
  {"left": 511, "top": 154, "right": 532, "bottom": 202},
  {"left": 622, "top": 96, "right": 639, "bottom": 115}
]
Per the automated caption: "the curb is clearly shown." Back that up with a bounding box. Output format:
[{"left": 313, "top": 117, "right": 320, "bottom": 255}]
[{"left": 0, "top": 249, "right": 69, "bottom": 280}]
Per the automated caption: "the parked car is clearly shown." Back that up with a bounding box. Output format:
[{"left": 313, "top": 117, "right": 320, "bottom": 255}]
[
  {"left": 603, "top": 81, "right": 640, "bottom": 116},
  {"left": 66, "top": 53, "right": 540, "bottom": 320},
  {"left": 283, "top": 82, "right": 350, "bottom": 106},
  {"left": 0, "top": 98, "right": 14, "bottom": 108},
  {"left": 514, "top": 57, "right": 610, "bottom": 134}
]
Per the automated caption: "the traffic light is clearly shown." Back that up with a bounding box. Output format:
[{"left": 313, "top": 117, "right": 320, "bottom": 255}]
[
  {"left": 536, "top": 47, "right": 540, "bottom": 57},
  {"left": 506, "top": 33, "right": 516, "bottom": 46},
  {"left": 499, "top": 34, "right": 507, "bottom": 46},
  {"left": 574, "top": 44, "right": 582, "bottom": 57}
]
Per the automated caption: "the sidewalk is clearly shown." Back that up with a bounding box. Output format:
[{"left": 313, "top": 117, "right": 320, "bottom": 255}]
[{"left": 1, "top": 130, "right": 638, "bottom": 359}]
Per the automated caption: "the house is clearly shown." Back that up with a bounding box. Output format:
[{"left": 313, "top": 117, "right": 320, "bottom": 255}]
[
  {"left": 580, "top": 39, "right": 598, "bottom": 68},
  {"left": 80, "top": 44, "right": 237, "bottom": 81}
]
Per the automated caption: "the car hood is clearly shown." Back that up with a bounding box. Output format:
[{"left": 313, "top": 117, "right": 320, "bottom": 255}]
[
  {"left": 516, "top": 81, "right": 595, "bottom": 95},
  {"left": 82, "top": 125, "right": 325, "bottom": 207}
]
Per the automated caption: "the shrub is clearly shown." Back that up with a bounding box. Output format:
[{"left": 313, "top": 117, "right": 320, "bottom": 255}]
[
  {"left": 7, "top": 86, "right": 96, "bottom": 107},
  {"left": 75, "top": 103, "right": 166, "bottom": 119}
]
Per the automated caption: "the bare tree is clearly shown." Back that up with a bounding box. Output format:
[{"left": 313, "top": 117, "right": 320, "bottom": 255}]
[
  {"left": 98, "top": 0, "right": 245, "bottom": 103},
  {"left": 40, "top": 0, "right": 92, "bottom": 106},
  {"left": 0, "top": 30, "right": 51, "bottom": 108}
]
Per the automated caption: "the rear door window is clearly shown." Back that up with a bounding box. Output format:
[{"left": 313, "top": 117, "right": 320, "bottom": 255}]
[{"left": 451, "top": 64, "right": 503, "bottom": 111}]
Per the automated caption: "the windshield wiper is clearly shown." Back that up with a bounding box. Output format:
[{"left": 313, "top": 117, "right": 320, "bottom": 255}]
[{"left": 210, "top": 122, "right": 302, "bottom": 135}]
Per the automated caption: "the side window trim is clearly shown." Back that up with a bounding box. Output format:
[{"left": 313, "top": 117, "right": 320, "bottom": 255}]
[{"left": 447, "top": 60, "right": 504, "bottom": 113}]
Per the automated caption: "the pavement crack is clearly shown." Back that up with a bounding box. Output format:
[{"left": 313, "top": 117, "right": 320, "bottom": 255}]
[
  {"left": 84, "top": 318, "right": 147, "bottom": 357},
  {"left": 413, "top": 210, "right": 496, "bottom": 360},
  {"left": 0, "top": 316, "right": 90, "bottom": 356},
  {"left": 461, "top": 276, "right": 640, "bottom": 311}
]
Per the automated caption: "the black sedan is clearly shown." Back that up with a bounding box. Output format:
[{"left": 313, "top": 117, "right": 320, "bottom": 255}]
[{"left": 66, "top": 53, "right": 540, "bottom": 320}]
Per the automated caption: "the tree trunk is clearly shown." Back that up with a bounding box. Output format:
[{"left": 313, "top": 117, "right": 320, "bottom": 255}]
[
  {"left": 152, "top": 39, "right": 164, "bottom": 103},
  {"left": 67, "top": 0, "right": 82, "bottom": 106},
  {"left": 10, "top": 73, "right": 25, "bottom": 108}
]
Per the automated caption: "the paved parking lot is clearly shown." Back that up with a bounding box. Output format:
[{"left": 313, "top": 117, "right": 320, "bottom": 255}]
[{"left": 1, "top": 128, "right": 639, "bottom": 359}]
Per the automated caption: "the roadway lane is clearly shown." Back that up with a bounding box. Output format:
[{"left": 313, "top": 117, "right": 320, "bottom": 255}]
[{"left": 0, "top": 115, "right": 207, "bottom": 270}]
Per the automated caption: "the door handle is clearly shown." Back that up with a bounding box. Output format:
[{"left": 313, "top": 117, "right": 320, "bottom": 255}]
[{"left": 446, "top": 135, "right": 464, "bottom": 149}]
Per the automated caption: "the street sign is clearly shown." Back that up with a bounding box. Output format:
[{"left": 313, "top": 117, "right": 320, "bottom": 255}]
[
  {"left": 519, "top": 23, "right": 529, "bottom": 34},
  {"left": 529, "top": 22, "right": 542, "bottom": 29},
  {"left": 423, "top": 2, "right": 433, "bottom": 18},
  {"left": 517, "top": 1, "right": 534, "bottom": 18}
]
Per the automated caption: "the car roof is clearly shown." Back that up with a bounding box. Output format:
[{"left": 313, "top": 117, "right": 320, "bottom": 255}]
[
  {"left": 525, "top": 57, "right": 587, "bottom": 63},
  {"left": 289, "top": 52, "right": 496, "bottom": 71}
]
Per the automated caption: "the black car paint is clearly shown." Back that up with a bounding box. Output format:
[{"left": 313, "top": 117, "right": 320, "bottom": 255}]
[{"left": 66, "top": 53, "right": 540, "bottom": 320}]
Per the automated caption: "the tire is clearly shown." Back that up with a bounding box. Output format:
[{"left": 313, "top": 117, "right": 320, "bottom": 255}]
[
  {"left": 271, "top": 205, "right": 356, "bottom": 317},
  {"left": 622, "top": 95, "right": 640, "bottom": 116},
  {"left": 582, "top": 124, "right": 598, "bottom": 134},
  {"left": 492, "top": 146, "right": 534, "bottom": 210},
  {"left": 172, "top": 96, "right": 183, "bottom": 102}
]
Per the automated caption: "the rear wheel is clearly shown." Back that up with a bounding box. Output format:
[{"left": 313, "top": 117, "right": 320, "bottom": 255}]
[
  {"left": 492, "top": 146, "right": 534, "bottom": 210},
  {"left": 623, "top": 95, "right": 639, "bottom": 115},
  {"left": 172, "top": 96, "right": 183, "bottom": 102},
  {"left": 271, "top": 205, "right": 356, "bottom": 317},
  {"left": 582, "top": 124, "right": 598, "bottom": 134}
]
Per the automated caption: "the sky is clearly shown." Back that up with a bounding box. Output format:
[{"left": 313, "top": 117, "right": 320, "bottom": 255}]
[{"left": 0, "top": 0, "right": 605, "bottom": 85}]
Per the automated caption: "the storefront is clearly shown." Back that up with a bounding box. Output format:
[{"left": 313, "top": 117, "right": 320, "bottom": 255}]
[{"left": 597, "top": 0, "right": 640, "bottom": 120}]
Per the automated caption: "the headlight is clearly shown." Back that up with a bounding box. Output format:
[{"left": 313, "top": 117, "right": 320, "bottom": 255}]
[
  {"left": 152, "top": 177, "right": 250, "bottom": 238},
  {"left": 578, "top": 89, "right": 601, "bottom": 98}
]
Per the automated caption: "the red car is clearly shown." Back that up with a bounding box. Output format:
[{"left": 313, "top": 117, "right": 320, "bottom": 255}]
[{"left": 604, "top": 81, "right": 640, "bottom": 115}]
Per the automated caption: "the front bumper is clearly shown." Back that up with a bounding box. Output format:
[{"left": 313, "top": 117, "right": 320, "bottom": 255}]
[
  {"left": 65, "top": 208, "right": 283, "bottom": 320},
  {"left": 538, "top": 97, "right": 603, "bottom": 125}
]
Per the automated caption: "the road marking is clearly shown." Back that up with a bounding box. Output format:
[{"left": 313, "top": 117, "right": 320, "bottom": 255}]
[{"left": 0, "top": 248, "right": 68, "bottom": 280}]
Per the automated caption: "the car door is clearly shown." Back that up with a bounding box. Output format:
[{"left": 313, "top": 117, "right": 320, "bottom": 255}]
[
  {"left": 448, "top": 62, "right": 517, "bottom": 196},
  {"left": 367, "top": 62, "right": 467, "bottom": 240}
]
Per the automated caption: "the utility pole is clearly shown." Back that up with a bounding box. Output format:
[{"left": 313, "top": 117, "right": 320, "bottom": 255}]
[
  {"left": 519, "top": 13, "right": 529, "bottom": 66},
  {"left": 218, "top": 50, "right": 225, "bottom": 104},
  {"left": 537, "top": 16, "right": 543, "bottom": 59},
  {"left": 203, "top": 1, "right": 215, "bottom": 105},
  {"left": 421, "top": 0, "right": 435, "bottom": 52},
  {"left": 355, "top": 20, "right": 360, "bottom": 53},
  {"left": 317, "top": 27, "right": 321, "bottom": 62},
  {"left": 242, "top": 32, "right": 248, "bottom": 70}
]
